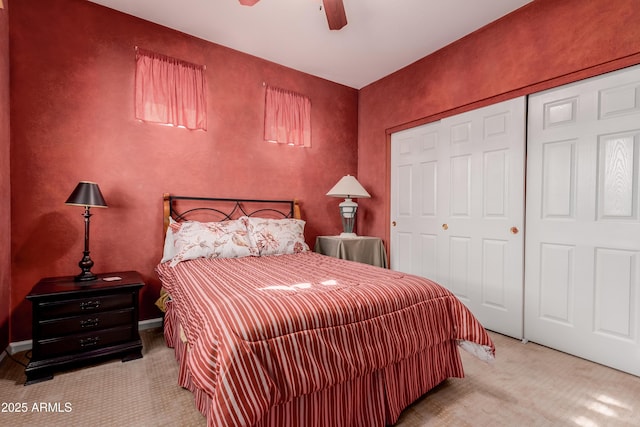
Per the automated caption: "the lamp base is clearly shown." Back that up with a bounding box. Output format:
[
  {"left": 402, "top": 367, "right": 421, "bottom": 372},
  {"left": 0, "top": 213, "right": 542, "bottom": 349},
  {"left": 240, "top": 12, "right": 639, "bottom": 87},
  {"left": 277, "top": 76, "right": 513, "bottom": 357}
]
[
  {"left": 339, "top": 232, "right": 358, "bottom": 238},
  {"left": 74, "top": 271, "right": 98, "bottom": 282},
  {"left": 75, "top": 249, "right": 97, "bottom": 282},
  {"left": 339, "top": 198, "right": 358, "bottom": 237}
]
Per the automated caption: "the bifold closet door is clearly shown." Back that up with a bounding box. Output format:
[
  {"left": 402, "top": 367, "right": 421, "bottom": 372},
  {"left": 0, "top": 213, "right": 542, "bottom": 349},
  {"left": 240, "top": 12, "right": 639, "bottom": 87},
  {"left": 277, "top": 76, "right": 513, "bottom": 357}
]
[
  {"left": 526, "top": 64, "right": 640, "bottom": 376},
  {"left": 391, "top": 97, "right": 526, "bottom": 339}
]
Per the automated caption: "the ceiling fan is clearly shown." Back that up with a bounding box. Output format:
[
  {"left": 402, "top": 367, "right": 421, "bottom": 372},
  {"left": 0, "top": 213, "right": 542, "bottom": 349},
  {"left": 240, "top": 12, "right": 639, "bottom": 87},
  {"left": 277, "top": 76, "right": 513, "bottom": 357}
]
[{"left": 238, "top": 0, "right": 347, "bottom": 30}]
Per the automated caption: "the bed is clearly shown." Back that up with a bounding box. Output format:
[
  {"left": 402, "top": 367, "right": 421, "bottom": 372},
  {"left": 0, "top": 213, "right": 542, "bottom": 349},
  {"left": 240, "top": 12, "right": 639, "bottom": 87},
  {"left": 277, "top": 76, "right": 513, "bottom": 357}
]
[{"left": 156, "top": 194, "right": 495, "bottom": 427}]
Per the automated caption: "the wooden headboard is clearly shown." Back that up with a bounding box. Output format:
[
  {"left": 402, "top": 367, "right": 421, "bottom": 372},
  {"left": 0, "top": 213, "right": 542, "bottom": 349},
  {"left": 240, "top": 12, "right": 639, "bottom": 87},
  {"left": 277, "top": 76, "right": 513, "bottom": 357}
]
[{"left": 162, "top": 193, "right": 301, "bottom": 237}]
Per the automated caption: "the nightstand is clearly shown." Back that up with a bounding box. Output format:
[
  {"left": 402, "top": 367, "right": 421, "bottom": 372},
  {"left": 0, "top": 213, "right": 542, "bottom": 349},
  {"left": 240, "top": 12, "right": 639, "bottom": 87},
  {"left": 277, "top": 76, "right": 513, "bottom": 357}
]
[
  {"left": 315, "top": 236, "right": 388, "bottom": 268},
  {"left": 25, "top": 271, "right": 144, "bottom": 385}
]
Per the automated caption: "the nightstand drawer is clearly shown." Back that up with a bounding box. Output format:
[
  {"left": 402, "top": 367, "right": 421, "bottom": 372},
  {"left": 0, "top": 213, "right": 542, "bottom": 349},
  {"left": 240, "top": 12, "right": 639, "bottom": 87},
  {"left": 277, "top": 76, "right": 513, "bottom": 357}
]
[
  {"left": 38, "top": 308, "right": 134, "bottom": 337},
  {"left": 37, "top": 292, "right": 135, "bottom": 319},
  {"left": 36, "top": 326, "right": 134, "bottom": 358}
]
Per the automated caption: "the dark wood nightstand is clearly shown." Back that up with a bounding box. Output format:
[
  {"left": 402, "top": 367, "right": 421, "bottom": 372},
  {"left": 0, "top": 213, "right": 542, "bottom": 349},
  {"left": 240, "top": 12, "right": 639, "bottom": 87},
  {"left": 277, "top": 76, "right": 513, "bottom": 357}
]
[{"left": 25, "top": 271, "right": 144, "bottom": 385}]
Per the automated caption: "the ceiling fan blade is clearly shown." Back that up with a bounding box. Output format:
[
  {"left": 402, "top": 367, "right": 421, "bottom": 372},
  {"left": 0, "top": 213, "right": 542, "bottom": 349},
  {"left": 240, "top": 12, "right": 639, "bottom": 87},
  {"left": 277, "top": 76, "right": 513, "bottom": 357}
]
[
  {"left": 238, "top": 0, "right": 260, "bottom": 6},
  {"left": 322, "top": 0, "right": 347, "bottom": 30}
]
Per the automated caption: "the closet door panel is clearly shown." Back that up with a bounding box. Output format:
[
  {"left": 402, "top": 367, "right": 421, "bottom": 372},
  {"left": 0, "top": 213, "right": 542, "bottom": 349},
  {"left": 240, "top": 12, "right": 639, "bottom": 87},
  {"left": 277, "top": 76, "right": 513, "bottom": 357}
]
[{"left": 526, "top": 64, "right": 640, "bottom": 376}]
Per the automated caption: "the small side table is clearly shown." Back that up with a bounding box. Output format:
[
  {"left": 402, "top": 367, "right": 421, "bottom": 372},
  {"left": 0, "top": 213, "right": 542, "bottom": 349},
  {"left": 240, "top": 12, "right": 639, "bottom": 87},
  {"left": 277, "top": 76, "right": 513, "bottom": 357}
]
[
  {"left": 315, "top": 236, "right": 388, "bottom": 268},
  {"left": 25, "top": 271, "right": 144, "bottom": 385}
]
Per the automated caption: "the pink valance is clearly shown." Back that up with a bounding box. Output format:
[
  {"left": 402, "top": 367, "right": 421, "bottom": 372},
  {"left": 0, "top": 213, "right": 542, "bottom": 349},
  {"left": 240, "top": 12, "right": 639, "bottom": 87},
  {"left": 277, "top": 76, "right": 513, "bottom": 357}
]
[
  {"left": 135, "top": 48, "right": 207, "bottom": 130},
  {"left": 264, "top": 85, "right": 311, "bottom": 147}
]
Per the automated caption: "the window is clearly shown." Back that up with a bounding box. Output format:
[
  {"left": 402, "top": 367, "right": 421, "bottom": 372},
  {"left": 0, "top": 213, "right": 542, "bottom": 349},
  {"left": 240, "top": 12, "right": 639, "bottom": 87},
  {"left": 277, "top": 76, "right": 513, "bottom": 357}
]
[
  {"left": 135, "top": 48, "right": 207, "bottom": 130},
  {"left": 264, "top": 85, "right": 311, "bottom": 147}
]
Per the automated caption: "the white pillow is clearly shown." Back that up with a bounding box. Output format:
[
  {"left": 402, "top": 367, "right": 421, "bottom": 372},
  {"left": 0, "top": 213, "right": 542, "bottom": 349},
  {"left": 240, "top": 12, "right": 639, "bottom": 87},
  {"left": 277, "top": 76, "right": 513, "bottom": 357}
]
[
  {"left": 161, "top": 217, "right": 178, "bottom": 263},
  {"left": 168, "top": 218, "right": 257, "bottom": 267},
  {"left": 246, "top": 217, "right": 310, "bottom": 256}
]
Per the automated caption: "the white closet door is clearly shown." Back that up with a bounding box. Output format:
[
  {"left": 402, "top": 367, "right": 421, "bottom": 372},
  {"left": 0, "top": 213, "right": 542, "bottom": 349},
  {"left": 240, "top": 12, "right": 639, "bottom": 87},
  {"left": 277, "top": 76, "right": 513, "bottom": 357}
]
[
  {"left": 526, "top": 65, "right": 640, "bottom": 376},
  {"left": 390, "top": 122, "right": 443, "bottom": 281},
  {"left": 391, "top": 97, "right": 526, "bottom": 339}
]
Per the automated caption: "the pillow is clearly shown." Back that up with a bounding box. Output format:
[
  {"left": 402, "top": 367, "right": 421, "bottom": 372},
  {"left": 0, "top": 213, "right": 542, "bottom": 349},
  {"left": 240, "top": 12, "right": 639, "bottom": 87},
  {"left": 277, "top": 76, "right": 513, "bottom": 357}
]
[
  {"left": 161, "top": 217, "right": 178, "bottom": 263},
  {"left": 246, "top": 217, "right": 310, "bottom": 256},
  {"left": 168, "top": 218, "right": 257, "bottom": 267}
]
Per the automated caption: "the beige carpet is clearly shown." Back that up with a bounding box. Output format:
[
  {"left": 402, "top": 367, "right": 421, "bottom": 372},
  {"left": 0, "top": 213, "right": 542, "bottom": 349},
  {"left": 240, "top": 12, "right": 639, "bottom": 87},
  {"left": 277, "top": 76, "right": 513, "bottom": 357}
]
[{"left": 1, "top": 329, "right": 638, "bottom": 426}]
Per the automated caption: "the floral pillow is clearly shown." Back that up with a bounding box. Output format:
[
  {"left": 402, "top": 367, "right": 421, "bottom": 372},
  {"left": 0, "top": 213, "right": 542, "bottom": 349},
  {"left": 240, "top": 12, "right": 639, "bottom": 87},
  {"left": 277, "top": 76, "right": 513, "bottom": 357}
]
[
  {"left": 161, "top": 217, "right": 178, "bottom": 263},
  {"left": 246, "top": 217, "right": 310, "bottom": 256},
  {"left": 168, "top": 219, "right": 257, "bottom": 267}
]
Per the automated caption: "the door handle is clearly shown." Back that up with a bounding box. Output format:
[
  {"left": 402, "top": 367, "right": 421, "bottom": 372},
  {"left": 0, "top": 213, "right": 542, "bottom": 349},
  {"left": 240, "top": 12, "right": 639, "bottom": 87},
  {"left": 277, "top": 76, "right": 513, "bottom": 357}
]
[
  {"left": 510, "top": 226, "right": 519, "bottom": 234},
  {"left": 442, "top": 223, "right": 448, "bottom": 230},
  {"left": 392, "top": 221, "right": 397, "bottom": 227}
]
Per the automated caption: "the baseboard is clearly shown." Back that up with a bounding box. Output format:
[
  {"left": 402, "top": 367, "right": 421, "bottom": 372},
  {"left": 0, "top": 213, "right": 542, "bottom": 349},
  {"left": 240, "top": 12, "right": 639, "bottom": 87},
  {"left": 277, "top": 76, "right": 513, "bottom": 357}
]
[
  {"left": 139, "top": 317, "right": 163, "bottom": 330},
  {"left": 8, "top": 339, "right": 31, "bottom": 355},
  {"left": 4, "top": 317, "right": 163, "bottom": 355}
]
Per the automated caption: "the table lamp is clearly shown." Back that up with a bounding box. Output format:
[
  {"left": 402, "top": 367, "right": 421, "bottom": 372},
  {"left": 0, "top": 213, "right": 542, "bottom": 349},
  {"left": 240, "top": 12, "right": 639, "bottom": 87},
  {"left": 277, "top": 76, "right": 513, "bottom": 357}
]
[
  {"left": 326, "top": 175, "right": 370, "bottom": 237},
  {"left": 65, "top": 181, "right": 108, "bottom": 281}
]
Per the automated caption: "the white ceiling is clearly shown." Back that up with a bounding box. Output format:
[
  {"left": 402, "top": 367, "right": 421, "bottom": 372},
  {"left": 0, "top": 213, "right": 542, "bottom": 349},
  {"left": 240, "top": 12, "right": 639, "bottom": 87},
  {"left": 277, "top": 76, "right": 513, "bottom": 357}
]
[{"left": 88, "top": 0, "right": 532, "bottom": 89}]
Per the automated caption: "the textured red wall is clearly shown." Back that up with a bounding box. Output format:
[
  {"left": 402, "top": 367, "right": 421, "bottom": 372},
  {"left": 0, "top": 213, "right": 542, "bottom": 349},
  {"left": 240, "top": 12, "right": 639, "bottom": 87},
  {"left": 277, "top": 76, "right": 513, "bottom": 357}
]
[
  {"left": 0, "top": 0, "right": 11, "bottom": 349},
  {"left": 357, "top": 0, "right": 640, "bottom": 250},
  {"left": 9, "top": 0, "right": 358, "bottom": 341}
]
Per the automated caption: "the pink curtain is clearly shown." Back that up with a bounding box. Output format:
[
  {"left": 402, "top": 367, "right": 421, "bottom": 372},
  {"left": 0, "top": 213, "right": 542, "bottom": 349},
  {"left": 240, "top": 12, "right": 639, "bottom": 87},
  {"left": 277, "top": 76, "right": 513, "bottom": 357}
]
[
  {"left": 264, "top": 86, "right": 311, "bottom": 147},
  {"left": 135, "top": 48, "right": 207, "bottom": 130}
]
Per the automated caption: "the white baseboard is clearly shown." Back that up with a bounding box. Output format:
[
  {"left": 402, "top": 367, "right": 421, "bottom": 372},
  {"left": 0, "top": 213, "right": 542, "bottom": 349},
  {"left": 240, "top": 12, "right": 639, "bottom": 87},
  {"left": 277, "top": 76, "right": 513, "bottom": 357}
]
[
  {"left": 139, "top": 317, "right": 163, "bottom": 330},
  {"left": 8, "top": 339, "right": 32, "bottom": 355},
  {"left": 4, "top": 317, "right": 163, "bottom": 356}
]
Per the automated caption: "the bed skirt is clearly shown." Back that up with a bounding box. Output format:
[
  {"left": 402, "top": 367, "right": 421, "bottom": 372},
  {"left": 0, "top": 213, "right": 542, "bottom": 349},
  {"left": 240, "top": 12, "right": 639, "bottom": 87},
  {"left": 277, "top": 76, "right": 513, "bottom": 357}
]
[{"left": 164, "top": 300, "right": 465, "bottom": 427}]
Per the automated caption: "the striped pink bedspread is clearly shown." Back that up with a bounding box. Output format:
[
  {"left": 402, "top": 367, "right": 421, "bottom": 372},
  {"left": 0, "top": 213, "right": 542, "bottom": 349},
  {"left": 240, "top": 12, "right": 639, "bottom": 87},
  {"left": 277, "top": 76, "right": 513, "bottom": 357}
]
[{"left": 156, "top": 252, "right": 494, "bottom": 427}]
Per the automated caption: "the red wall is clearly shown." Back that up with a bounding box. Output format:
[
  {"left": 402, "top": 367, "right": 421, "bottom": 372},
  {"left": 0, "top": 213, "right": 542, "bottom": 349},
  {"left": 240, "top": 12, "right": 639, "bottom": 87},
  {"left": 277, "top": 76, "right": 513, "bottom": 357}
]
[
  {"left": 357, "top": 0, "right": 640, "bottom": 248},
  {"left": 9, "top": 0, "right": 640, "bottom": 344},
  {"left": 9, "top": 0, "right": 358, "bottom": 341},
  {"left": 0, "top": 0, "right": 11, "bottom": 349}
]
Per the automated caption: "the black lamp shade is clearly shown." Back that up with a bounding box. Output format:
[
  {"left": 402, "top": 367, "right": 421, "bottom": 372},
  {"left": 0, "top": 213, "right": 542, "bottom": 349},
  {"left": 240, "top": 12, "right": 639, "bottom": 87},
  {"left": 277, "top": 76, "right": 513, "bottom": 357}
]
[{"left": 65, "top": 181, "right": 108, "bottom": 208}]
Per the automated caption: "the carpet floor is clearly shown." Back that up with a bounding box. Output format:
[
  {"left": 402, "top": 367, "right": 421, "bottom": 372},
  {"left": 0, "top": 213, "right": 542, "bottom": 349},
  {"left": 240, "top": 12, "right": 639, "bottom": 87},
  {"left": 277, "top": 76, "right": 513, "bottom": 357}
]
[{"left": 0, "top": 328, "right": 638, "bottom": 426}]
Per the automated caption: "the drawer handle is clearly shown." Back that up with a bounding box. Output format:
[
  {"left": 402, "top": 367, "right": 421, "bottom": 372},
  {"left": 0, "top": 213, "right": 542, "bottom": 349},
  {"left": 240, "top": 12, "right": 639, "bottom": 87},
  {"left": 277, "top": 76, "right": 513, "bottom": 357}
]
[
  {"left": 80, "top": 318, "right": 99, "bottom": 328},
  {"left": 80, "top": 337, "right": 100, "bottom": 348},
  {"left": 80, "top": 301, "right": 101, "bottom": 310}
]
